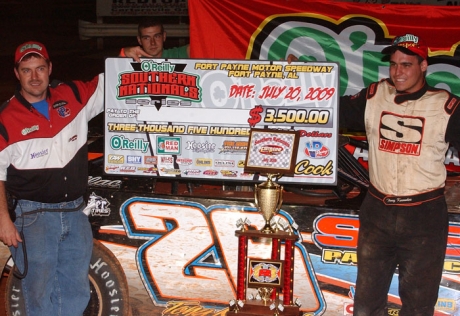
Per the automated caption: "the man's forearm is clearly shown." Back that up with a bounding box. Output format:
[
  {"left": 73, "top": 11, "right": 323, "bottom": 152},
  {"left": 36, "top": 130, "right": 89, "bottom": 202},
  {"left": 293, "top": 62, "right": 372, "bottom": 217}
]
[
  {"left": 0, "top": 181, "right": 9, "bottom": 218},
  {"left": 0, "top": 180, "right": 21, "bottom": 247}
]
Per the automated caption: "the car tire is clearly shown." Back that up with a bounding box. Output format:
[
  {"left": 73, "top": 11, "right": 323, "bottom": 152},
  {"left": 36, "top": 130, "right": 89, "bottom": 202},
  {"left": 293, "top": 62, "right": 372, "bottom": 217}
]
[{"left": 5, "top": 239, "right": 131, "bottom": 316}]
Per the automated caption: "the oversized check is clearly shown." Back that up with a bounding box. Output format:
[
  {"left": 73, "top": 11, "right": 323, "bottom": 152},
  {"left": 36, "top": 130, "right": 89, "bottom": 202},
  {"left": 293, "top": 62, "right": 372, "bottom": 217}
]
[{"left": 104, "top": 58, "right": 339, "bottom": 184}]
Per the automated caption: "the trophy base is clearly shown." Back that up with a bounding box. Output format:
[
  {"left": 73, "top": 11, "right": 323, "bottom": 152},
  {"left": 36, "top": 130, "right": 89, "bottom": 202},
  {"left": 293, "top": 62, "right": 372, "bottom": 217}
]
[
  {"left": 260, "top": 223, "right": 275, "bottom": 234},
  {"left": 226, "top": 300, "right": 301, "bottom": 316}
]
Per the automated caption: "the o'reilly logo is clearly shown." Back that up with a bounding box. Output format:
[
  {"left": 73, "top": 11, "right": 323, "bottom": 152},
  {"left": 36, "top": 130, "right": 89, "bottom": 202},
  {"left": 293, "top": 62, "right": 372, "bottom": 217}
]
[{"left": 110, "top": 135, "right": 149, "bottom": 153}]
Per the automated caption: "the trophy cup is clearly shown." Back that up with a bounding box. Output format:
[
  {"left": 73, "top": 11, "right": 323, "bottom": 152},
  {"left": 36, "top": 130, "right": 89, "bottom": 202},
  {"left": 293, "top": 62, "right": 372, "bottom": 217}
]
[
  {"left": 228, "top": 129, "right": 301, "bottom": 315},
  {"left": 244, "top": 129, "right": 299, "bottom": 234},
  {"left": 254, "top": 174, "right": 283, "bottom": 233}
]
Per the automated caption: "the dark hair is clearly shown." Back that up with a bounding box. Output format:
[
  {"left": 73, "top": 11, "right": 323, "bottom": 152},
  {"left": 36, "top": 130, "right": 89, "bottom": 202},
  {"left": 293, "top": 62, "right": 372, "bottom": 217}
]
[
  {"left": 137, "top": 17, "right": 165, "bottom": 37},
  {"left": 15, "top": 53, "right": 50, "bottom": 69},
  {"left": 382, "top": 46, "right": 425, "bottom": 64}
]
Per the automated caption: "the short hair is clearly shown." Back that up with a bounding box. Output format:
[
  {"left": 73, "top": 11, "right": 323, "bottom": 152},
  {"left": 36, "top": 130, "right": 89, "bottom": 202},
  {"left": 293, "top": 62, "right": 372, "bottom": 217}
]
[
  {"left": 15, "top": 53, "right": 50, "bottom": 69},
  {"left": 137, "top": 18, "right": 165, "bottom": 37},
  {"left": 383, "top": 47, "right": 425, "bottom": 64}
]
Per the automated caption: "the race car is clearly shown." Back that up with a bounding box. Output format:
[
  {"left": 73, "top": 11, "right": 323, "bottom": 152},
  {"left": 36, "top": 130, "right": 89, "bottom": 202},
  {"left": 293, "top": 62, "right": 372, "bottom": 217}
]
[{"left": 2, "top": 130, "right": 460, "bottom": 315}]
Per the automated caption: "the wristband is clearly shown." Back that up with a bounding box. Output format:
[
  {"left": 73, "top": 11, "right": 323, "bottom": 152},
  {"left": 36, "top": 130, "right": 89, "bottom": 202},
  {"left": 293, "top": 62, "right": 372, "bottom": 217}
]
[{"left": 119, "top": 48, "right": 126, "bottom": 57}]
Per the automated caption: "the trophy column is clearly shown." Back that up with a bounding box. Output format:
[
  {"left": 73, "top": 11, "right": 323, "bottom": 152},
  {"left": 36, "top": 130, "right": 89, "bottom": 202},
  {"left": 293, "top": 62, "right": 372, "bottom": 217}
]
[
  {"left": 227, "top": 230, "right": 301, "bottom": 316},
  {"left": 236, "top": 234, "right": 248, "bottom": 301},
  {"left": 283, "top": 238, "right": 295, "bottom": 306},
  {"left": 231, "top": 128, "right": 302, "bottom": 315}
]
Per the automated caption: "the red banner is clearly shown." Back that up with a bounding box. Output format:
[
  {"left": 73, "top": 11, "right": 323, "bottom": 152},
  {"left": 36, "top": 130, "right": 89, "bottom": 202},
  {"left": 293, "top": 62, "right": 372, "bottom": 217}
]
[
  {"left": 189, "top": 0, "right": 460, "bottom": 58},
  {"left": 189, "top": 0, "right": 460, "bottom": 96}
]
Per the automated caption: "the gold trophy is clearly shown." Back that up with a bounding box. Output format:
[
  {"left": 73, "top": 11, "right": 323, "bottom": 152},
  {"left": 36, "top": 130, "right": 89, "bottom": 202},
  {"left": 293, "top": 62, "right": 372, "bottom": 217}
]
[
  {"left": 254, "top": 174, "right": 283, "bottom": 233},
  {"left": 257, "top": 287, "right": 273, "bottom": 305}
]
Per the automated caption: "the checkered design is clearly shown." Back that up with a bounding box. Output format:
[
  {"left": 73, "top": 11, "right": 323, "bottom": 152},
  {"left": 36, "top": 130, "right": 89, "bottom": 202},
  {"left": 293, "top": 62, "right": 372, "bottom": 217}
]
[{"left": 248, "top": 132, "right": 296, "bottom": 169}]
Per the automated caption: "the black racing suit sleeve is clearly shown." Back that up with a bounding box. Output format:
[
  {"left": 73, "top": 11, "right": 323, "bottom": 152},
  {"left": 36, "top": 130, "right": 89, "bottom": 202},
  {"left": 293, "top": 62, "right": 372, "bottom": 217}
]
[
  {"left": 445, "top": 97, "right": 460, "bottom": 152},
  {"left": 339, "top": 86, "right": 369, "bottom": 132}
]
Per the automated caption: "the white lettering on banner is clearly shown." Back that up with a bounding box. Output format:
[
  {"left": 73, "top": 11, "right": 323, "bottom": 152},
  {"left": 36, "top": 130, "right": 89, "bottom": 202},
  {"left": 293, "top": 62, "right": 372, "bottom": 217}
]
[{"left": 120, "top": 198, "right": 324, "bottom": 312}]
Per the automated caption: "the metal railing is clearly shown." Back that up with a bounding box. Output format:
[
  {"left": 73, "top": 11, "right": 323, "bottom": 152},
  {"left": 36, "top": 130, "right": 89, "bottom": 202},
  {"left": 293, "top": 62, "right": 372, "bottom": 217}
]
[{"left": 78, "top": 20, "right": 189, "bottom": 49}]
